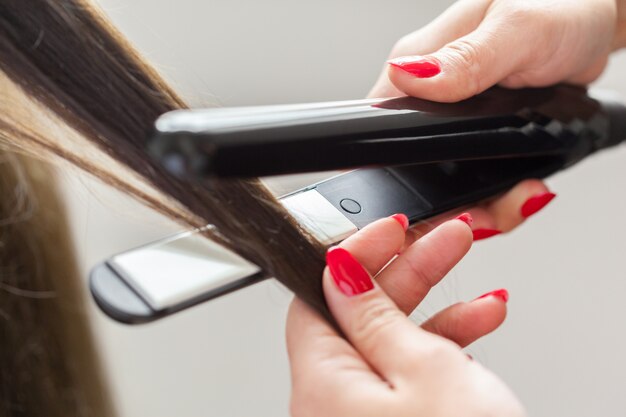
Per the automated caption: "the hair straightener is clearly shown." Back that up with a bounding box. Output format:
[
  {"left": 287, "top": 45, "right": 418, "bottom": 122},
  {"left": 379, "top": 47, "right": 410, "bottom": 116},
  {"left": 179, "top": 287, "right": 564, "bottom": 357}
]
[{"left": 90, "top": 85, "right": 626, "bottom": 323}]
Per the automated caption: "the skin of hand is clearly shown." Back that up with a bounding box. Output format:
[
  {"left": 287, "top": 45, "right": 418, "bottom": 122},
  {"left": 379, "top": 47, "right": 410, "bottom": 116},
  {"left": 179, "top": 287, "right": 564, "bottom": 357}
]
[
  {"left": 370, "top": 0, "right": 618, "bottom": 101},
  {"left": 617, "top": 0, "right": 626, "bottom": 48},
  {"left": 287, "top": 4, "right": 623, "bottom": 414},
  {"left": 287, "top": 215, "right": 526, "bottom": 417},
  {"left": 366, "top": 0, "right": 621, "bottom": 240}
]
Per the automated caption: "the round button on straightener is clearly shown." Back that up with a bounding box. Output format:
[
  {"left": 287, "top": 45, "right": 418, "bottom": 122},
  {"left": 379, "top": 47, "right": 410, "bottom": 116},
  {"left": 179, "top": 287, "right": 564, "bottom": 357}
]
[{"left": 339, "top": 198, "right": 362, "bottom": 214}]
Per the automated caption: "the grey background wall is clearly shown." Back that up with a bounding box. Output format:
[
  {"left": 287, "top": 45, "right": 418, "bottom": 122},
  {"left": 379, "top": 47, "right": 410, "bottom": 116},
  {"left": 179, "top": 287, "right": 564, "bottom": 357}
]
[{"left": 61, "top": 1, "right": 626, "bottom": 416}]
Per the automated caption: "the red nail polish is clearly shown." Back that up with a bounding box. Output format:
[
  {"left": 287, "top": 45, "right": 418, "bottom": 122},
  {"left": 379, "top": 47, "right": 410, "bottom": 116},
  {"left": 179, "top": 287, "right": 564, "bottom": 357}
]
[
  {"left": 474, "top": 288, "right": 509, "bottom": 303},
  {"left": 390, "top": 213, "right": 409, "bottom": 231},
  {"left": 472, "top": 228, "right": 502, "bottom": 241},
  {"left": 521, "top": 192, "right": 556, "bottom": 218},
  {"left": 455, "top": 212, "right": 473, "bottom": 227},
  {"left": 326, "top": 247, "right": 374, "bottom": 297},
  {"left": 388, "top": 56, "right": 441, "bottom": 78}
]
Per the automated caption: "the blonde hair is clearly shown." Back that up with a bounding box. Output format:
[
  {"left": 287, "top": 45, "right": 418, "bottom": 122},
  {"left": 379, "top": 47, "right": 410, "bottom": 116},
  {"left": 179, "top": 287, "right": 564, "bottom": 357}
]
[{"left": 0, "top": 152, "right": 113, "bottom": 416}]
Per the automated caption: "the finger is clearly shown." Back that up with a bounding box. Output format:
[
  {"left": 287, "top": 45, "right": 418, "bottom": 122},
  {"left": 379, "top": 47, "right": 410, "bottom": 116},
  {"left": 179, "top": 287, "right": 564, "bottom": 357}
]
[
  {"left": 323, "top": 243, "right": 464, "bottom": 379},
  {"left": 398, "top": 180, "right": 554, "bottom": 247},
  {"left": 483, "top": 179, "right": 555, "bottom": 232},
  {"left": 368, "top": 0, "right": 492, "bottom": 98},
  {"left": 403, "top": 206, "right": 493, "bottom": 249},
  {"left": 377, "top": 217, "right": 474, "bottom": 314},
  {"left": 339, "top": 214, "right": 407, "bottom": 275},
  {"left": 286, "top": 216, "right": 410, "bottom": 387},
  {"left": 286, "top": 298, "right": 334, "bottom": 366},
  {"left": 387, "top": 16, "right": 532, "bottom": 102},
  {"left": 286, "top": 298, "right": 372, "bottom": 383},
  {"left": 421, "top": 289, "right": 508, "bottom": 348}
]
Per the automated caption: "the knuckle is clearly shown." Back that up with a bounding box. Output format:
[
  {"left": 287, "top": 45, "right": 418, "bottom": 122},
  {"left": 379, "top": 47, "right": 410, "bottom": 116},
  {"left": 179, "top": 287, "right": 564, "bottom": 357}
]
[
  {"left": 429, "top": 307, "right": 462, "bottom": 340},
  {"left": 403, "top": 248, "right": 446, "bottom": 292},
  {"left": 349, "top": 297, "right": 403, "bottom": 346},
  {"left": 409, "top": 262, "right": 439, "bottom": 294},
  {"left": 444, "top": 39, "right": 485, "bottom": 97}
]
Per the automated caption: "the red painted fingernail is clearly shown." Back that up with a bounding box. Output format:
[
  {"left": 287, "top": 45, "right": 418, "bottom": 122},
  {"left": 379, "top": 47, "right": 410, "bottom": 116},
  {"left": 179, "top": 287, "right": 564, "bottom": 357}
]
[
  {"left": 521, "top": 192, "right": 556, "bottom": 218},
  {"left": 472, "top": 228, "right": 502, "bottom": 241},
  {"left": 474, "top": 288, "right": 509, "bottom": 303},
  {"left": 387, "top": 56, "right": 441, "bottom": 78},
  {"left": 455, "top": 212, "right": 473, "bottom": 227},
  {"left": 326, "top": 247, "right": 374, "bottom": 297},
  {"left": 390, "top": 213, "right": 409, "bottom": 231}
]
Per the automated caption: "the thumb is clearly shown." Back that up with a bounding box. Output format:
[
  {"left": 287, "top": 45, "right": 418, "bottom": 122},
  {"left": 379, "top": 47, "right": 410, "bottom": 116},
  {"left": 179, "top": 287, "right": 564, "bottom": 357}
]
[
  {"left": 323, "top": 247, "right": 455, "bottom": 380},
  {"left": 387, "top": 20, "right": 527, "bottom": 102}
]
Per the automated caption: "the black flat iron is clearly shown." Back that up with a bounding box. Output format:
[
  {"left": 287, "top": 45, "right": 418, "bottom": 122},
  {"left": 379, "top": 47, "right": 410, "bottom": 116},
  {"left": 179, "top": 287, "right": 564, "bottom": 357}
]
[{"left": 90, "top": 85, "right": 626, "bottom": 323}]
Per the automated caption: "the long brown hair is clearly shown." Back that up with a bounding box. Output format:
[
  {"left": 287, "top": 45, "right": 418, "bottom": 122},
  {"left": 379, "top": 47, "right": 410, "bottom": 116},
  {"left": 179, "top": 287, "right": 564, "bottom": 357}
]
[
  {"left": 1, "top": 0, "right": 340, "bottom": 414},
  {"left": 0, "top": 1, "right": 329, "bottom": 315}
]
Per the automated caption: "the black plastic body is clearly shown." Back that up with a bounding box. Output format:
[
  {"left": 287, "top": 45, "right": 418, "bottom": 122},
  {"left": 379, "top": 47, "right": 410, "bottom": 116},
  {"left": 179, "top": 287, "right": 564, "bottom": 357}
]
[
  {"left": 150, "top": 85, "right": 625, "bottom": 178},
  {"left": 305, "top": 157, "right": 564, "bottom": 229}
]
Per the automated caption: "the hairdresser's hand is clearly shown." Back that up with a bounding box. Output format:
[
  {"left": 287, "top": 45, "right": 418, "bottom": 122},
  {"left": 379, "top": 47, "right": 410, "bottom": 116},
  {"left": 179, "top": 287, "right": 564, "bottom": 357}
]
[
  {"left": 368, "top": 0, "right": 624, "bottom": 241},
  {"left": 287, "top": 214, "right": 525, "bottom": 417},
  {"left": 370, "top": 0, "right": 619, "bottom": 100}
]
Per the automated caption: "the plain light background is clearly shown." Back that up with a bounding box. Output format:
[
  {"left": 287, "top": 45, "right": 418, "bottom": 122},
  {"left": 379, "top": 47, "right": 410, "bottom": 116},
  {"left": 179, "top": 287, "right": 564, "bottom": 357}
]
[{"left": 59, "top": 1, "right": 626, "bottom": 416}]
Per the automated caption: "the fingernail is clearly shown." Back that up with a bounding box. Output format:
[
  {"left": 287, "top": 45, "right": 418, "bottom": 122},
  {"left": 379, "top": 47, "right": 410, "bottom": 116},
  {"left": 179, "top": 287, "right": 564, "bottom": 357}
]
[
  {"left": 387, "top": 56, "right": 441, "bottom": 78},
  {"left": 521, "top": 192, "right": 556, "bottom": 218},
  {"left": 472, "top": 228, "right": 502, "bottom": 241},
  {"left": 390, "top": 213, "right": 409, "bottom": 231},
  {"left": 474, "top": 288, "right": 509, "bottom": 303},
  {"left": 326, "top": 247, "right": 374, "bottom": 297},
  {"left": 455, "top": 212, "right": 473, "bottom": 227}
]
